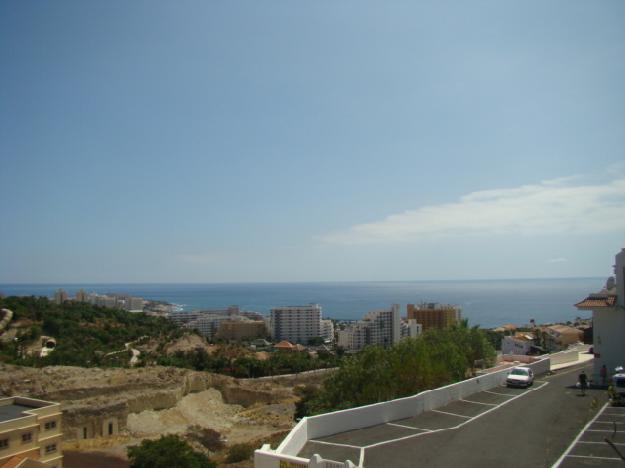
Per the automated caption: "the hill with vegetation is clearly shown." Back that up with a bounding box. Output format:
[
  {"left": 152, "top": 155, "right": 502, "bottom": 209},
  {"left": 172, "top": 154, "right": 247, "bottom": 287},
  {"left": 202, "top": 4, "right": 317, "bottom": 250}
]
[
  {"left": 0, "top": 295, "right": 182, "bottom": 367},
  {"left": 0, "top": 296, "right": 339, "bottom": 377}
]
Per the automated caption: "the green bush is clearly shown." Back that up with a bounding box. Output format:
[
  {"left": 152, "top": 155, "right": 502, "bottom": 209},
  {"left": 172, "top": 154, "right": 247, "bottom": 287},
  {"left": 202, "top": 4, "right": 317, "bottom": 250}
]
[
  {"left": 127, "top": 435, "right": 215, "bottom": 468},
  {"left": 225, "top": 443, "right": 254, "bottom": 463}
]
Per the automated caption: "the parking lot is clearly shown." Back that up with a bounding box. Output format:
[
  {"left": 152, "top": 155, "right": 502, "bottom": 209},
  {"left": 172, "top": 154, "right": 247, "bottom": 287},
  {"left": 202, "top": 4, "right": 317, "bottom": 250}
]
[
  {"left": 554, "top": 403, "right": 625, "bottom": 467},
  {"left": 298, "top": 363, "right": 608, "bottom": 467}
]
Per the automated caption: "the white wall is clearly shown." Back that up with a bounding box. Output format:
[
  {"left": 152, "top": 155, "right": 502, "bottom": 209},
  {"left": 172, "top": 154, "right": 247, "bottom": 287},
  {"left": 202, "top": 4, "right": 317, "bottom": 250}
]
[{"left": 593, "top": 307, "right": 625, "bottom": 383}]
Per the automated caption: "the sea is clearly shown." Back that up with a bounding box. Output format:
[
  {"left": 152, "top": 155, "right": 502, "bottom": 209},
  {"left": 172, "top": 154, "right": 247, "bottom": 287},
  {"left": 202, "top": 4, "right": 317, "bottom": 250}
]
[{"left": 0, "top": 278, "right": 603, "bottom": 328}]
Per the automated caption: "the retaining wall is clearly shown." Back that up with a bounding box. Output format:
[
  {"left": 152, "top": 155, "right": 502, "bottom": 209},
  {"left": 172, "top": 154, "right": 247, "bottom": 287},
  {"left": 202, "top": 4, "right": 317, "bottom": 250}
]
[{"left": 550, "top": 345, "right": 590, "bottom": 366}]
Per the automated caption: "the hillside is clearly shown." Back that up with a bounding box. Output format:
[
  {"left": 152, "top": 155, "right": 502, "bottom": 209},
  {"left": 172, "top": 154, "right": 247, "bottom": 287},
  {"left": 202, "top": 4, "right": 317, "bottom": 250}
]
[{"left": 0, "top": 296, "right": 183, "bottom": 367}]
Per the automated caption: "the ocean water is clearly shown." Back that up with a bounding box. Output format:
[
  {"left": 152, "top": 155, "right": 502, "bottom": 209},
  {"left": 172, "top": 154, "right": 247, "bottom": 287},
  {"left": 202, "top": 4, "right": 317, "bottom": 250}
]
[{"left": 0, "top": 278, "right": 602, "bottom": 328}]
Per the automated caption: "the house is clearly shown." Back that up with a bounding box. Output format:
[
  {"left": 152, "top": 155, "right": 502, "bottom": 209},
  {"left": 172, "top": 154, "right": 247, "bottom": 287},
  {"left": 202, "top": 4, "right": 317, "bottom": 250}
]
[
  {"left": 575, "top": 248, "right": 625, "bottom": 383},
  {"left": 541, "top": 324, "right": 583, "bottom": 352},
  {"left": 0, "top": 397, "right": 63, "bottom": 468},
  {"left": 501, "top": 332, "right": 537, "bottom": 355}
]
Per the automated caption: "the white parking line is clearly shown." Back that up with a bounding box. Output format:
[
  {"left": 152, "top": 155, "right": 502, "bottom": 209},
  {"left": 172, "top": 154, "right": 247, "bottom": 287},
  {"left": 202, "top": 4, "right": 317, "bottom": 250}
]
[
  {"left": 385, "top": 422, "right": 431, "bottom": 431},
  {"left": 566, "top": 454, "right": 622, "bottom": 461},
  {"left": 461, "top": 399, "right": 497, "bottom": 406},
  {"left": 578, "top": 441, "right": 625, "bottom": 446},
  {"left": 431, "top": 409, "right": 472, "bottom": 419},
  {"left": 551, "top": 402, "right": 609, "bottom": 468},
  {"left": 308, "top": 439, "right": 363, "bottom": 450},
  {"left": 586, "top": 429, "right": 625, "bottom": 433},
  {"left": 483, "top": 389, "right": 515, "bottom": 397},
  {"left": 595, "top": 420, "right": 625, "bottom": 424},
  {"left": 358, "top": 447, "right": 364, "bottom": 467}
]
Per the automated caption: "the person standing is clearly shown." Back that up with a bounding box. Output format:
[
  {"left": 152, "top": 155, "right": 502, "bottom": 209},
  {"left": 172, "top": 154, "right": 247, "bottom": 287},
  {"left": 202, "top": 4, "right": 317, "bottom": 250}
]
[{"left": 579, "top": 370, "right": 588, "bottom": 396}]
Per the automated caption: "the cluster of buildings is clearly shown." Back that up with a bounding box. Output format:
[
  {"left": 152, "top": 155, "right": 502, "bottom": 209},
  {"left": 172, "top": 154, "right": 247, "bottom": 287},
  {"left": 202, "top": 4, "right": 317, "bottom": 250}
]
[
  {"left": 53, "top": 289, "right": 145, "bottom": 312},
  {"left": 169, "top": 301, "right": 463, "bottom": 353},
  {"left": 337, "top": 302, "right": 461, "bottom": 352},
  {"left": 170, "top": 306, "right": 268, "bottom": 341},
  {"left": 167, "top": 302, "right": 463, "bottom": 352},
  {"left": 500, "top": 324, "right": 584, "bottom": 355}
]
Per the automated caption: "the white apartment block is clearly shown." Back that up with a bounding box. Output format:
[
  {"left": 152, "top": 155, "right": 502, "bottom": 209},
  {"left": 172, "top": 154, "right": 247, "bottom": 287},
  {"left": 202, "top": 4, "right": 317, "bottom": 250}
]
[
  {"left": 400, "top": 319, "right": 423, "bottom": 340},
  {"left": 320, "top": 319, "right": 335, "bottom": 342},
  {"left": 270, "top": 304, "right": 322, "bottom": 345},
  {"left": 337, "top": 304, "right": 401, "bottom": 352}
]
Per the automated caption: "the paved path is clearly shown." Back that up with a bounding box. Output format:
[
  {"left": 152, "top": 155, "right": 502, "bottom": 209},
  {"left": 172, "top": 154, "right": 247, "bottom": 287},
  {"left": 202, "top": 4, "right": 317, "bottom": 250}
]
[{"left": 299, "top": 362, "right": 607, "bottom": 467}]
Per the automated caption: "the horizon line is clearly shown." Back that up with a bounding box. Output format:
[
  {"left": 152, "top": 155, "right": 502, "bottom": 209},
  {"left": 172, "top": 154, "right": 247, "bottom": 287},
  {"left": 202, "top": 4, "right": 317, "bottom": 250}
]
[{"left": 0, "top": 275, "right": 607, "bottom": 286}]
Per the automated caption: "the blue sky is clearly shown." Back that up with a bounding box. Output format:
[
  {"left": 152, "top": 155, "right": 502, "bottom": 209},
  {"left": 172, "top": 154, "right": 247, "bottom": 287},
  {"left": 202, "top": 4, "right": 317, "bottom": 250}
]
[{"left": 1, "top": 1, "right": 624, "bottom": 282}]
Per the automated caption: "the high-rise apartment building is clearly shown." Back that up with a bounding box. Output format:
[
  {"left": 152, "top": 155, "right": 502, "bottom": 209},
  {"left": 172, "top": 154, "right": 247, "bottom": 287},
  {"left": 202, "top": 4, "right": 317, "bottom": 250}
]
[
  {"left": 337, "top": 304, "right": 401, "bottom": 352},
  {"left": 320, "top": 319, "right": 335, "bottom": 343},
  {"left": 406, "top": 303, "right": 461, "bottom": 330},
  {"left": 0, "top": 397, "right": 63, "bottom": 468},
  {"left": 74, "top": 289, "right": 88, "bottom": 303},
  {"left": 52, "top": 289, "right": 68, "bottom": 305},
  {"left": 270, "top": 304, "right": 322, "bottom": 345}
]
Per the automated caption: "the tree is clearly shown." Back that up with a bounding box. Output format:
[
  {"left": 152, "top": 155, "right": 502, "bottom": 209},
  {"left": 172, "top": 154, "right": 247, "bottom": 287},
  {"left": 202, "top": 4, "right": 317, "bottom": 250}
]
[{"left": 127, "top": 435, "right": 215, "bottom": 468}]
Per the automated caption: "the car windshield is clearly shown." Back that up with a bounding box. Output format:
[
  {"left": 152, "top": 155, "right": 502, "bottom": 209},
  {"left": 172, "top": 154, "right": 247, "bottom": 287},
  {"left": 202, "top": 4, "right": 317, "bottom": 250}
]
[{"left": 510, "top": 369, "right": 529, "bottom": 376}]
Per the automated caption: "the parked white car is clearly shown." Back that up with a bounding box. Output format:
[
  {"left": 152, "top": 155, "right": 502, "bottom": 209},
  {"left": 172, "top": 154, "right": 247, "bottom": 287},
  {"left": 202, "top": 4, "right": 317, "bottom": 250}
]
[{"left": 506, "top": 366, "right": 534, "bottom": 388}]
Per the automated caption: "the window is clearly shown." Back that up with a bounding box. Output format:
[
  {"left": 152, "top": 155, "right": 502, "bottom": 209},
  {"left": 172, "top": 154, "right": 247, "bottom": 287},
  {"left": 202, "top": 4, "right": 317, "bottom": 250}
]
[
  {"left": 0, "top": 438, "right": 8, "bottom": 450},
  {"left": 45, "top": 443, "right": 57, "bottom": 454},
  {"left": 108, "top": 422, "right": 113, "bottom": 435},
  {"left": 22, "top": 432, "right": 32, "bottom": 443},
  {"left": 44, "top": 420, "right": 57, "bottom": 430}
]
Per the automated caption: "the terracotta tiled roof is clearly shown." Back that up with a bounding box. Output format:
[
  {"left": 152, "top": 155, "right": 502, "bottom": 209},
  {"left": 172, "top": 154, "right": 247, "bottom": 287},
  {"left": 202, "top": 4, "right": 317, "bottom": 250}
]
[
  {"left": 2, "top": 455, "right": 26, "bottom": 468},
  {"left": 575, "top": 294, "right": 617, "bottom": 309}
]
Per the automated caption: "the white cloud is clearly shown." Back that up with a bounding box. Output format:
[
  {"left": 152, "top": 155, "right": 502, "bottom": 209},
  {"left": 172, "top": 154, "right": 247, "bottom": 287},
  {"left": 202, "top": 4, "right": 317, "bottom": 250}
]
[
  {"left": 322, "top": 175, "right": 625, "bottom": 245},
  {"left": 547, "top": 257, "right": 567, "bottom": 264}
]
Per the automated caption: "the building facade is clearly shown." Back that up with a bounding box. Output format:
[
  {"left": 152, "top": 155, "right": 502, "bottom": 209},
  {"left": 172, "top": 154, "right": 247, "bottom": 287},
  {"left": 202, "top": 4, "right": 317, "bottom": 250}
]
[
  {"left": 337, "top": 305, "right": 401, "bottom": 352},
  {"left": 52, "top": 290, "right": 67, "bottom": 305},
  {"left": 406, "top": 303, "right": 461, "bottom": 330},
  {"left": 320, "top": 319, "right": 335, "bottom": 343},
  {"left": 576, "top": 248, "right": 625, "bottom": 383},
  {"left": 0, "top": 397, "right": 63, "bottom": 468},
  {"left": 215, "top": 320, "right": 267, "bottom": 341},
  {"left": 400, "top": 319, "right": 423, "bottom": 340},
  {"left": 270, "top": 305, "right": 322, "bottom": 345}
]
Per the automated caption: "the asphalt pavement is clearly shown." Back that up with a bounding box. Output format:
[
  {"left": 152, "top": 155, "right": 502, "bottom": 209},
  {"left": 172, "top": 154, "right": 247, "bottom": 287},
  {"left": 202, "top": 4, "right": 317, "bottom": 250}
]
[{"left": 299, "top": 362, "right": 610, "bottom": 467}]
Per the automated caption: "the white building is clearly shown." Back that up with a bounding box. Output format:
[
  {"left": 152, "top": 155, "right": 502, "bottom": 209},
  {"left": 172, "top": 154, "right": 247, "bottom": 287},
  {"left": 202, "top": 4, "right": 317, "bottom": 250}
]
[
  {"left": 576, "top": 248, "right": 625, "bottom": 383},
  {"left": 53, "top": 289, "right": 68, "bottom": 305},
  {"left": 125, "top": 297, "right": 144, "bottom": 312},
  {"left": 320, "top": 319, "right": 335, "bottom": 342},
  {"left": 270, "top": 304, "right": 322, "bottom": 345},
  {"left": 501, "top": 333, "right": 536, "bottom": 355},
  {"left": 337, "top": 304, "right": 401, "bottom": 352},
  {"left": 400, "top": 319, "right": 423, "bottom": 340},
  {"left": 337, "top": 321, "right": 369, "bottom": 352}
]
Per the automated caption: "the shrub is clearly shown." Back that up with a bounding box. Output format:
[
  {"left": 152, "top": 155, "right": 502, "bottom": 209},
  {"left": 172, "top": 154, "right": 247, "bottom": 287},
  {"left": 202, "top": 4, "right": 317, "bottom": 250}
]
[{"left": 225, "top": 443, "right": 254, "bottom": 463}]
